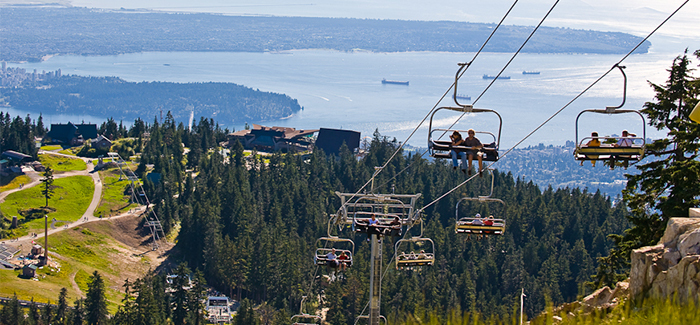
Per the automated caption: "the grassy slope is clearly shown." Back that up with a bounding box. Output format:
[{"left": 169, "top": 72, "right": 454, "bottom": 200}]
[
  {"left": 0, "top": 218, "right": 154, "bottom": 312},
  {"left": 94, "top": 167, "right": 137, "bottom": 218},
  {"left": 0, "top": 174, "right": 31, "bottom": 192},
  {"left": 39, "top": 154, "right": 86, "bottom": 172},
  {"left": 1, "top": 175, "right": 94, "bottom": 236}
]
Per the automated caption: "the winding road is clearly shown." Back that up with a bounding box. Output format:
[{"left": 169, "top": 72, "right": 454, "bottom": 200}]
[{"left": 1, "top": 150, "right": 145, "bottom": 252}]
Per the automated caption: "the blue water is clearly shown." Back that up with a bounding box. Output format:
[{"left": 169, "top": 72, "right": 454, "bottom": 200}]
[{"left": 9, "top": 50, "right": 676, "bottom": 148}]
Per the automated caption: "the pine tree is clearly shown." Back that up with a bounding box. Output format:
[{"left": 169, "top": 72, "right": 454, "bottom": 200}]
[
  {"left": 70, "top": 299, "right": 85, "bottom": 325},
  {"left": 0, "top": 294, "right": 23, "bottom": 325},
  {"left": 84, "top": 271, "right": 108, "bottom": 324},
  {"left": 595, "top": 49, "right": 700, "bottom": 287},
  {"left": 55, "top": 288, "right": 68, "bottom": 325},
  {"left": 41, "top": 166, "right": 54, "bottom": 208}
]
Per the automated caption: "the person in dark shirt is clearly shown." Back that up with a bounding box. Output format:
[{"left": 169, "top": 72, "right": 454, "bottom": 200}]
[{"left": 462, "top": 129, "right": 484, "bottom": 177}]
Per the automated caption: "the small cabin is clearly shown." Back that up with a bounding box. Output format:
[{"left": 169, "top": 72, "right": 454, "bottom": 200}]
[
  {"left": 31, "top": 244, "right": 44, "bottom": 256},
  {"left": 22, "top": 264, "right": 37, "bottom": 278}
]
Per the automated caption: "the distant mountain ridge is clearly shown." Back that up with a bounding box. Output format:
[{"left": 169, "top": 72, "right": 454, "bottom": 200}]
[{"left": 0, "top": 6, "right": 650, "bottom": 62}]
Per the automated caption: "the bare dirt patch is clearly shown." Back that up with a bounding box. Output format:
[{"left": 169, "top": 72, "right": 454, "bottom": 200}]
[{"left": 81, "top": 214, "right": 174, "bottom": 290}]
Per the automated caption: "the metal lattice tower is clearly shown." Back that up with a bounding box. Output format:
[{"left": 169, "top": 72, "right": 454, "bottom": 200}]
[{"left": 104, "top": 152, "right": 164, "bottom": 250}]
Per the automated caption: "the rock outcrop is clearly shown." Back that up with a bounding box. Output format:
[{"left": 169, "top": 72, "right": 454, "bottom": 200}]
[{"left": 629, "top": 218, "right": 700, "bottom": 301}]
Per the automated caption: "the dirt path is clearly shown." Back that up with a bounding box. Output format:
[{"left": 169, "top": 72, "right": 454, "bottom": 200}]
[
  {"left": 69, "top": 271, "right": 84, "bottom": 298},
  {"left": 2, "top": 151, "right": 146, "bottom": 252}
]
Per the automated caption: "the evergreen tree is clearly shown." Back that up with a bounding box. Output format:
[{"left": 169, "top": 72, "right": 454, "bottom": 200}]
[
  {"left": 40, "top": 302, "right": 52, "bottom": 325},
  {"left": 0, "top": 294, "right": 23, "bottom": 325},
  {"left": 70, "top": 299, "right": 85, "bottom": 325},
  {"left": 28, "top": 299, "right": 39, "bottom": 325},
  {"left": 84, "top": 271, "right": 108, "bottom": 325},
  {"left": 187, "top": 270, "right": 207, "bottom": 325},
  {"left": 41, "top": 166, "right": 54, "bottom": 208},
  {"left": 55, "top": 288, "right": 69, "bottom": 325},
  {"left": 595, "top": 49, "right": 700, "bottom": 287},
  {"left": 234, "top": 299, "right": 259, "bottom": 325}
]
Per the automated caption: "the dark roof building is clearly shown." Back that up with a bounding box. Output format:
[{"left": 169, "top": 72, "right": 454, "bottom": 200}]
[
  {"left": 1, "top": 150, "right": 33, "bottom": 163},
  {"left": 315, "top": 128, "right": 361, "bottom": 155},
  {"left": 228, "top": 124, "right": 318, "bottom": 152},
  {"left": 46, "top": 122, "right": 98, "bottom": 145}
]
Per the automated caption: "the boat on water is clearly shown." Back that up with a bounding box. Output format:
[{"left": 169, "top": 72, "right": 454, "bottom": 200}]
[
  {"left": 522, "top": 71, "right": 540, "bottom": 75},
  {"left": 382, "top": 78, "right": 409, "bottom": 85},
  {"left": 482, "top": 74, "right": 511, "bottom": 80},
  {"left": 456, "top": 94, "right": 471, "bottom": 100}
]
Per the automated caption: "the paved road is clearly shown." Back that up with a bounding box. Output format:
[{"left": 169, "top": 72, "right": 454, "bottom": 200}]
[{"left": 1, "top": 151, "right": 144, "bottom": 252}]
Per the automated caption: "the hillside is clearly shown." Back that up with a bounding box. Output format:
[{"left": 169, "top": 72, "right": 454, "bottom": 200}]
[
  {"left": 0, "top": 215, "right": 167, "bottom": 310},
  {"left": 0, "top": 6, "right": 650, "bottom": 62},
  {"left": 0, "top": 75, "right": 302, "bottom": 124}
]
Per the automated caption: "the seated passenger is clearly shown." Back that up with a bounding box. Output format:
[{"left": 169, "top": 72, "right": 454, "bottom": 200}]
[
  {"left": 385, "top": 216, "right": 401, "bottom": 236},
  {"left": 483, "top": 215, "right": 494, "bottom": 226},
  {"left": 470, "top": 213, "right": 484, "bottom": 225},
  {"left": 327, "top": 249, "right": 339, "bottom": 269},
  {"left": 337, "top": 252, "right": 349, "bottom": 271},
  {"left": 581, "top": 132, "right": 600, "bottom": 167},
  {"left": 417, "top": 250, "right": 428, "bottom": 260},
  {"left": 363, "top": 214, "right": 380, "bottom": 239}
]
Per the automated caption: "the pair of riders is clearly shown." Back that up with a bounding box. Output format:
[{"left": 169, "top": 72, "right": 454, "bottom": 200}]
[
  {"left": 326, "top": 249, "right": 349, "bottom": 271},
  {"left": 582, "top": 130, "right": 635, "bottom": 169},
  {"left": 450, "top": 129, "right": 483, "bottom": 177}
]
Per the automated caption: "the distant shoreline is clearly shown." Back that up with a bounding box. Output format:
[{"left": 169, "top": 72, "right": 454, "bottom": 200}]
[{"left": 0, "top": 6, "right": 651, "bottom": 62}]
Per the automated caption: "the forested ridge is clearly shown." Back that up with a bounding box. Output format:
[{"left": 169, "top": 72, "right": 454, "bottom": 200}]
[
  {"left": 133, "top": 117, "right": 629, "bottom": 321},
  {"left": 2, "top": 50, "right": 696, "bottom": 324},
  {"left": 0, "top": 75, "right": 302, "bottom": 124},
  {"left": 0, "top": 6, "right": 649, "bottom": 62}
]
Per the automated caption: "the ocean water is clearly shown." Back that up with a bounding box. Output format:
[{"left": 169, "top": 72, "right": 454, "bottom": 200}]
[
  {"left": 9, "top": 49, "right": 677, "bottom": 148},
  {"left": 7, "top": 0, "right": 699, "bottom": 147}
]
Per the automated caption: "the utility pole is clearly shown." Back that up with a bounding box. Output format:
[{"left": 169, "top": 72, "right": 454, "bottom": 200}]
[
  {"left": 42, "top": 215, "right": 48, "bottom": 266},
  {"left": 520, "top": 288, "right": 526, "bottom": 325},
  {"left": 368, "top": 233, "right": 382, "bottom": 325}
]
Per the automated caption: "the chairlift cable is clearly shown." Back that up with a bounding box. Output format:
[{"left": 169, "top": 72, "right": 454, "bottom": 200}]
[
  {"left": 437, "top": 0, "right": 562, "bottom": 145},
  {"left": 372, "top": 0, "right": 557, "bottom": 193},
  {"left": 350, "top": 0, "right": 521, "bottom": 199},
  {"left": 416, "top": 0, "right": 690, "bottom": 214}
]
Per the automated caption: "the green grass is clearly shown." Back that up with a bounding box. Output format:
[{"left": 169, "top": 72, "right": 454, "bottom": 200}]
[
  {"left": 0, "top": 174, "right": 31, "bottom": 192},
  {"left": 94, "top": 169, "right": 137, "bottom": 218},
  {"left": 57, "top": 149, "right": 77, "bottom": 156},
  {"left": 0, "top": 225, "right": 132, "bottom": 311},
  {"left": 0, "top": 176, "right": 94, "bottom": 236},
  {"left": 39, "top": 154, "right": 86, "bottom": 172},
  {"left": 40, "top": 145, "right": 62, "bottom": 151}
]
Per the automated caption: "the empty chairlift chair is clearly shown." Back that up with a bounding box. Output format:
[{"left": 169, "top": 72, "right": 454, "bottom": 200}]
[{"left": 291, "top": 314, "right": 323, "bottom": 325}]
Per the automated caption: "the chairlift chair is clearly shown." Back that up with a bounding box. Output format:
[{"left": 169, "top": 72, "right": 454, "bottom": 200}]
[
  {"left": 395, "top": 237, "right": 436, "bottom": 269},
  {"left": 574, "top": 65, "right": 646, "bottom": 166},
  {"left": 331, "top": 192, "right": 422, "bottom": 234},
  {"left": 291, "top": 314, "right": 323, "bottom": 325},
  {"left": 455, "top": 197, "right": 506, "bottom": 235},
  {"left": 355, "top": 314, "right": 388, "bottom": 325},
  {"left": 314, "top": 237, "right": 355, "bottom": 268},
  {"left": 428, "top": 62, "right": 502, "bottom": 162},
  {"left": 428, "top": 106, "right": 502, "bottom": 162}
]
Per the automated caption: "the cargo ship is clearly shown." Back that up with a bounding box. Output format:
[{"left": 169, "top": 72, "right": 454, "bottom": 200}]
[
  {"left": 456, "top": 94, "right": 471, "bottom": 100},
  {"left": 522, "top": 71, "right": 540, "bottom": 75},
  {"left": 483, "top": 74, "right": 511, "bottom": 80},
  {"left": 382, "top": 79, "right": 409, "bottom": 85}
]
